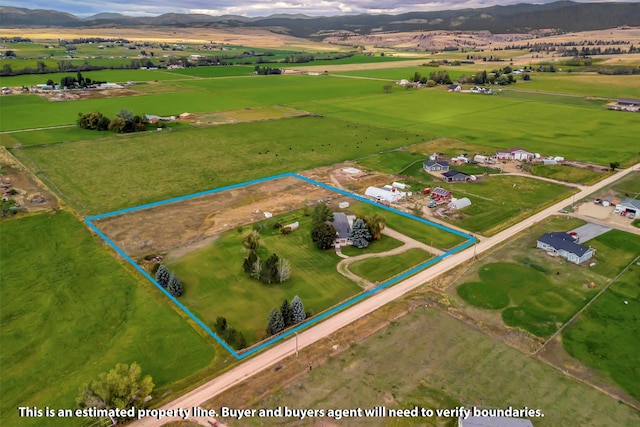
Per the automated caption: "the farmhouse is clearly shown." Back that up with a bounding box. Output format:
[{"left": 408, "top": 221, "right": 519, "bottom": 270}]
[
  {"left": 365, "top": 186, "right": 406, "bottom": 203},
  {"left": 448, "top": 197, "right": 472, "bottom": 210},
  {"left": 614, "top": 198, "right": 640, "bottom": 215},
  {"left": 329, "top": 212, "right": 355, "bottom": 246},
  {"left": 442, "top": 170, "right": 471, "bottom": 183},
  {"left": 536, "top": 232, "right": 594, "bottom": 264},
  {"left": 423, "top": 160, "right": 450, "bottom": 172},
  {"left": 448, "top": 84, "right": 462, "bottom": 92}
]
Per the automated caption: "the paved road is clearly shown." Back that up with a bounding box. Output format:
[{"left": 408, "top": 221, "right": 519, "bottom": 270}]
[{"left": 132, "top": 165, "right": 638, "bottom": 427}]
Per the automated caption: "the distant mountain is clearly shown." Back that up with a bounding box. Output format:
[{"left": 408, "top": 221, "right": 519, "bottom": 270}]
[{"left": 1, "top": 2, "right": 639, "bottom": 36}]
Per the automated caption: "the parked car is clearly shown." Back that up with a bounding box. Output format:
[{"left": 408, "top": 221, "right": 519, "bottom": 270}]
[{"left": 594, "top": 198, "right": 602, "bottom": 204}]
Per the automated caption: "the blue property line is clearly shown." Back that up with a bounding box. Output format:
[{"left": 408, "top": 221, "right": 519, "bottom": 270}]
[{"left": 88, "top": 173, "right": 475, "bottom": 360}]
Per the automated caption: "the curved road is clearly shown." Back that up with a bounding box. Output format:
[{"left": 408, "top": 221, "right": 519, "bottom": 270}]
[{"left": 132, "top": 165, "right": 638, "bottom": 427}]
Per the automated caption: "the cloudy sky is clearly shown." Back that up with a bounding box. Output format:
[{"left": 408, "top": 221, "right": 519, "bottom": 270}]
[{"left": 5, "top": 0, "right": 639, "bottom": 18}]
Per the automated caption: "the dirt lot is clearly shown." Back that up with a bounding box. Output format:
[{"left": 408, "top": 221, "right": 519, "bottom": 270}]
[
  {"left": 0, "top": 147, "right": 58, "bottom": 213},
  {"left": 96, "top": 163, "right": 395, "bottom": 261}
]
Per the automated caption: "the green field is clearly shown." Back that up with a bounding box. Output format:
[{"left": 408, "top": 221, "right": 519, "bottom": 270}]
[
  {"left": 340, "top": 233, "right": 403, "bottom": 256},
  {"left": 0, "top": 211, "right": 218, "bottom": 427},
  {"left": 348, "top": 248, "right": 431, "bottom": 283},
  {"left": 13, "top": 117, "right": 429, "bottom": 214},
  {"left": 165, "top": 213, "right": 361, "bottom": 345},
  {"left": 457, "top": 262, "right": 599, "bottom": 337},
  {"left": 530, "top": 164, "right": 609, "bottom": 184},
  {"left": 238, "top": 308, "right": 640, "bottom": 427},
  {"left": 563, "top": 263, "right": 640, "bottom": 401},
  {"left": 297, "top": 89, "right": 640, "bottom": 166}
]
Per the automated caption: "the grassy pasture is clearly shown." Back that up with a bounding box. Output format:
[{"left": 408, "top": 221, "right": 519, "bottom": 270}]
[
  {"left": 164, "top": 65, "right": 256, "bottom": 78},
  {"left": 563, "top": 263, "right": 640, "bottom": 401},
  {"left": 457, "top": 262, "right": 598, "bottom": 337},
  {"left": 241, "top": 308, "right": 640, "bottom": 427},
  {"left": 0, "top": 68, "right": 190, "bottom": 87},
  {"left": 356, "top": 150, "right": 427, "bottom": 174},
  {"left": 348, "top": 248, "right": 432, "bottom": 283},
  {"left": 0, "top": 211, "right": 217, "bottom": 427},
  {"left": 530, "top": 164, "right": 609, "bottom": 185},
  {"left": 516, "top": 72, "right": 640, "bottom": 99},
  {"left": 13, "top": 116, "right": 430, "bottom": 214},
  {"left": 586, "top": 230, "right": 640, "bottom": 279},
  {"left": 298, "top": 89, "right": 640, "bottom": 166},
  {"left": 166, "top": 213, "right": 361, "bottom": 345}
]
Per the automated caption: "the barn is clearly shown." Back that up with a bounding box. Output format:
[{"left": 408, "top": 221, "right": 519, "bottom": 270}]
[{"left": 365, "top": 186, "right": 406, "bottom": 203}]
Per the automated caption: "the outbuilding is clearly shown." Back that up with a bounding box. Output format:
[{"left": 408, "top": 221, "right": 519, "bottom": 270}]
[
  {"left": 442, "top": 170, "right": 471, "bottom": 183},
  {"left": 614, "top": 198, "right": 640, "bottom": 215},
  {"left": 365, "top": 186, "right": 405, "bottom": 203},
  {"left": 448, "top": 197, "right": 472, "bottom": 210}
]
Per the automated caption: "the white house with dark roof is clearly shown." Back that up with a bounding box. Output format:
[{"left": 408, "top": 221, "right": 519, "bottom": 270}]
[
  {"left": 423, "top": 160, "right": 450, "bottom": 172},
  {"left": 329, "top": 212, "right": 355, "bottom": 246},
  {"left": 536, "top": 232, "right": 594, "bottom": 264}
]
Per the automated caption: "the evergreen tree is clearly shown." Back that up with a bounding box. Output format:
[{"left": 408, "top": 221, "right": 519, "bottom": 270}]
[
  {"left": 155, "top": 265, "right": 170, "bottom": 288},
  {"left": 167, "top": 273, "right": 183, "bottom": 297},
  {"left": 312, "top": 202, "right": 332, "bottom": 226},
  {"left": 349, "top": 218, "right": 372, "bottom": 248},
  {"left": 267, "top": 308, "right": 285, "bottom": 336},
  {"left": 280, "top": 299, "right": 293, "bottom": 328},
  {"left": 243, "top": 251, "right": 258, "bottom": 274},
  {"left": 215, "top": 316, "right": 227, "bottom": 334},
  {"left": 261, "top": 253, "right": 280, "bottom": 284},
  {"left": 291, "top": 296, "right": 306, "bottom": 324}
]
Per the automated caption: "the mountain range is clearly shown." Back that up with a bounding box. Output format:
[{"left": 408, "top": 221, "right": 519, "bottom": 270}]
[{"left": 1, "top": 1, "right": 639, "bottom": 38}]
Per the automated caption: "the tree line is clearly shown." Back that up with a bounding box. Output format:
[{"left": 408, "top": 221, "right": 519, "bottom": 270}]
[{"left": 78, "top": 109, "right": 148, "bottom": 134}]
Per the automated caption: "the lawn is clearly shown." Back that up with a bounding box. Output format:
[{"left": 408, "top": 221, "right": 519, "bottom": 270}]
[
  {"left": 530, "top": 164, "right": 609, "bottom": 184},
  {"left": 165, "top": 214, "right": 362, "bottom": 346},
  {"left": 457, "top": 262, "right": 598, "bottom": 337},
  {"left": 345, "top": 201, "right": 467, "bottom": 250},
  {"left": 348, "top": 248, "right": 432, "bottom": 283},
  {"left": 563, "top": 264, "right": 640, "bottom": 401},
  {"left": 586, "top": 229, "right": 640, "bottom": 279},
  {"left": 340, "top": 233, "right": 403, "bottom": 256},
  {"left": 237, "top": 309, "right": 640, "bottom": 427},
  {"left": 13, "top": 116, "right": 430, "bottom": 214},
  {"left": 0, "top": 211, "right": 218, "bottom": 427}
]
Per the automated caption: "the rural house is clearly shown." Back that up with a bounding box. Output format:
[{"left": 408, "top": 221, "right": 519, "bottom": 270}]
[
  {"left": 329, "top": 212, "right": 355, "bottom": 247},
  {"left": 442, "top": 170, "right": 471, "bottom": 183},
  {"left": 536, "top": 232, "right": 594, "bottom": 264},
  {"left": 448, "top": 84, "right": 462, "bottom": 92},
  {"left": 609, "top": 98, "right": 640, "bottom": 112},
  {"left": 423, "top": 160, "right": 450, "bottom": 172}
]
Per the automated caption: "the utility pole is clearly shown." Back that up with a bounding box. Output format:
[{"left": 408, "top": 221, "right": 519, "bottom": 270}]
[{"left": 295, "top": 332, "right": 299, "bottom": 357}]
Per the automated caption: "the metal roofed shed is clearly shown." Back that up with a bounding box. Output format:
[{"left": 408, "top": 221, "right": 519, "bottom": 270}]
[
  {"left": 364, "top": 186, "right": 406, "bottom": 203},
  {"left": 448, "top": 197, "right": 472, "bottom": 210}
]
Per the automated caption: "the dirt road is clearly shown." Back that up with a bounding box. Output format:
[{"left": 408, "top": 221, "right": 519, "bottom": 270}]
[{"left": 131, "top": 165, "right": 638, "bottom": 427}]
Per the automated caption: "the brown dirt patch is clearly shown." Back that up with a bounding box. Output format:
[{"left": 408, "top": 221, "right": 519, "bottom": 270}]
[{"left": 0, "top": 147, "right": 59, "bottom": 213}]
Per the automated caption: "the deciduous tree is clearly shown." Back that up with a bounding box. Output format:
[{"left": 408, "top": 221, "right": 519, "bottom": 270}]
[
  {"left": 365, "top": 214, "right": 386, "bottom": 241},
  {"left": 311, "top": 222, "right": 336, "bottom": 250},
  {"left": 277, "top": 258, "right": 291, "bottom": 283},
  {"left": 76, "top": 362, "right": 154, "bottom": 422}
]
